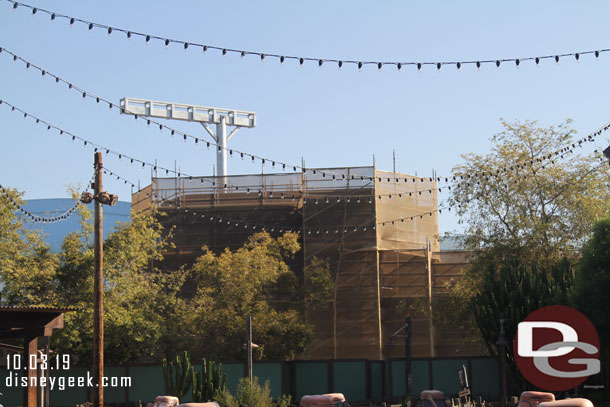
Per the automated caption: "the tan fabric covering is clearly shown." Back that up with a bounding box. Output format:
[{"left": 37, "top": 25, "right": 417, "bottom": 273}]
[
  {"left": 154, "top": 396, "right": 180, "bottom": 407},
  {"left": 539, "top": 399, "right": 594, "bottom": 407},
  {"left": 323, "top": 394, "right": 346, "bottom": 401},
  {"left": 420, "top": 390, "right": 444, "bottom": 400},
  {"left": 136, "top": 167, "right": 450, "bottom": 360},
  {"left": 519, "top": 391, "right": 555, "bottom": 407},
  {"left": 301, "top": 393, "right": 346, "bottom": 407}
]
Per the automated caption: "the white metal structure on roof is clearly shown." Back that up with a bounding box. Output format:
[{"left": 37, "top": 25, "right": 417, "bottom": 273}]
[{"left": 120, "top": 97, "right": 257, "bottom": 179}]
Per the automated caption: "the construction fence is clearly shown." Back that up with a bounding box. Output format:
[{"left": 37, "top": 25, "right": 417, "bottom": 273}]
[{"left": 0, "top": 357, "right": 501, "bottom": 407}]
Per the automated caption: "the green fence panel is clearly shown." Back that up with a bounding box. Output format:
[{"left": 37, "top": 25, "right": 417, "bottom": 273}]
[
  {"left": 223, "top": 362, "right": 245, "bottom": 396},
  {"left": 370, "top": 361, "right": 384, "bottom": 402},
  {"left": 471, "top": 358, "right": 499, "bottom": 397},
  {"left": 0, "top": 357, "right": 499, "bottom": 407},
  {"left": 253, "top": 362, "right": 283, "bottom": 399},
  {"left": 412, "top": 360, "right": 430, "bottom": 395},
  {"left": 431, "top": 359, "right": 468, "bottom": 396},
  {"left": 0, "top": 368, "right": 25, "bottom": 407},
  {"left": 295, "top": 362, "right": 328, "bottom": 399},
  {"left": 128, "top": 365, "right": 165, "bottom": 404},
  {"left": 103, "top": 366, "right": 129, "bottom": 404},
  {"left": 390, "top": 360, "right": 431, "bottom": 399},
  {"left": 332, "top": 361, "right": 366, "bottom": 403},
  {"left": 100, "top": 367, "right": 120, "bottom": 403},
  {"left": 390, "top": 360, "right": 404, "bottom": 399},
  {"left": 49, "top": 367, "right": 89, "bottom": 407},
  {"left": 285, "top": 362, "right": 293, "bottom": 397}
]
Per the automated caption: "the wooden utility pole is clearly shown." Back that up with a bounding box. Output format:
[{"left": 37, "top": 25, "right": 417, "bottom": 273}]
[{"left": 93, "top": 152, "right": 104, "bottom": 406}]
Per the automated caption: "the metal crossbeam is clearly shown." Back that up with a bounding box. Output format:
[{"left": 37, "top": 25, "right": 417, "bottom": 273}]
[{"left": 120, "top": 97, "right": 257, "bottom": 179}]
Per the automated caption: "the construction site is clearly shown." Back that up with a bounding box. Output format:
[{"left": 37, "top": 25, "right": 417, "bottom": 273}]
[{"left": 132, "top": 165, "right": 471, "bottom": 361}]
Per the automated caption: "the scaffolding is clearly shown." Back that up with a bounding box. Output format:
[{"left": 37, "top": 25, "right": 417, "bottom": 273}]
[{"left": 132, "top": 166, "right": 471, "bottom": 360}]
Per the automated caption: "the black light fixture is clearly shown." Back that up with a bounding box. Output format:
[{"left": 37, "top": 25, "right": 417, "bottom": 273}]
[
  {"left": 96, "top": 192, "right": 119, "bottom": 206},
  {"left": 80, "top": 191, "right": 93, "bottom": 204}
]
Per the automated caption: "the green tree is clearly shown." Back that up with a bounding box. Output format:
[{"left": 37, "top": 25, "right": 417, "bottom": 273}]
[
  {"left": 304, "top": 257, "right": 334, "bottom": 310},
  {"left": 470, "top": 258, "right": 575, "bottom": 390},
  {"left": 450, "top": 119, "right": 610, "bottom": 264},
  {"left": 183, "top": 232, "right": 320, "bottom": 360},
  {"left": 0, "top": 187, "right": 329, "bottom": 364},
  {"left": 572, "top": 216, "right": 610, "bottom": 395},
  {"left": 0, "top": 188, "right": 188, "bottom": 364},
  {"left": 426, "top": 119, "right": 610, "bottom": 352},
  {"left": 0, "top": 188, "right": 58, "bottom": 306},
  {"left": 52, "top": 209, "right": 179, "bottom": 365}
]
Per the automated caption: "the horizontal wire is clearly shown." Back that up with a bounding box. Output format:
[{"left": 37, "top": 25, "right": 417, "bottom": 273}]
[
  {"left": 5, "top": 0, "right": 610, "bottom": 72},
  {"left": 1, "top": 46, "right": 604, "bottom": 192},
  {"left": 103, "top": 167, "right": 137, "bottom": 189},
  {"left": 0, "top": 99, "right": 192, "bottom": 179},
  {"left": 0, "top": 94, "right": 603, "bottom": 207},
  {"left": 0, "top": 176, "right": 93, "bottom": 223}
]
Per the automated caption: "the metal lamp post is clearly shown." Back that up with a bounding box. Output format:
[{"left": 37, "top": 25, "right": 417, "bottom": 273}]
[{"left": 496, "top": 314, "right": 508, "bottom": 407}]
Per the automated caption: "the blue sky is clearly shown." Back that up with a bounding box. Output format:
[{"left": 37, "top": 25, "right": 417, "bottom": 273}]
[{"left": 1, "top": 1, "right": 609, "bottom": 234}]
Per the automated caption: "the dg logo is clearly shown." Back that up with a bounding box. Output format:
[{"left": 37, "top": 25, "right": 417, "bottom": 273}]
[{"left": 514, "top": 305, "right": 601, "bottom": 391}]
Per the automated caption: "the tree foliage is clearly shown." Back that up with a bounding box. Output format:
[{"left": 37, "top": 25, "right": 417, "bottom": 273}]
[
  {"left": 573, "top": 216, "right": 610, "bottom": 392},
  {"left": 0, "top": 188, "right": 58, "bottom": 306},
  {"left": 304, "top": 257, "right": 334, "bottom": 310},
  {"left": 52, "top": 209, "right": 178, "bottom": 365},
  {"left": 573, "top": 217, "right": 610, "bottom": 345},
  {"left": 450, "top": 119, "right": 610, "bottom": 264},
  {"left": 470, "top": 258, "right": 574, "bottom": 390},
  {"left": 414, "top": 120, "right": 610, "bottom": 361},
  {"left": 180, "top": 232, "right": 321, "bottom": 361},
  {"left": 0, "top": 188, "right": 333, "bottom": 364}
]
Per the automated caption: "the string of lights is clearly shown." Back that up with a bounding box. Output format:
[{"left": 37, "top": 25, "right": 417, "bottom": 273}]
[
  {"left": 0, "top": 46, "right": 375, "bottom": 184},
  {"left": 4, "top": 0, "right": 610, "bottom": 73},
  {"left": 84, "top": 154, "right": 608, "bottom": 235},
  {"left": 156, "top": 192, "right": 470, "bottom": 235},
  {"left": 1, "top": 46, "right": 605, "bottom": 187},
  {"left": 0, "top": 96, "right": 429, "bottom": 201},
  {"left": 379, "top": 155, "right": 610, "bottom": 226},
  {"left": 2, "top": 96, "right": 605, "bottom": 207},
  {"left": 90, "top": 149, "right": 610, "bottom": 235},
  {"left": 103, "top": 168, "right": 138, "bottom": 189},
  {"left": 0, "top": 46, "right": 334, "bottom": 184},
  {"left": 0, "top": 99, "right": 195, "bottom": 180},
  {"left": 0, "top": 178, "right": 92, "bottom": 223}
]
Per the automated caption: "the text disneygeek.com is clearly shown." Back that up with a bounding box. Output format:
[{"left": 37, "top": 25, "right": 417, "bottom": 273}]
[{"left": 5, "top": 372, "right": 131, "bottom": 391}]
